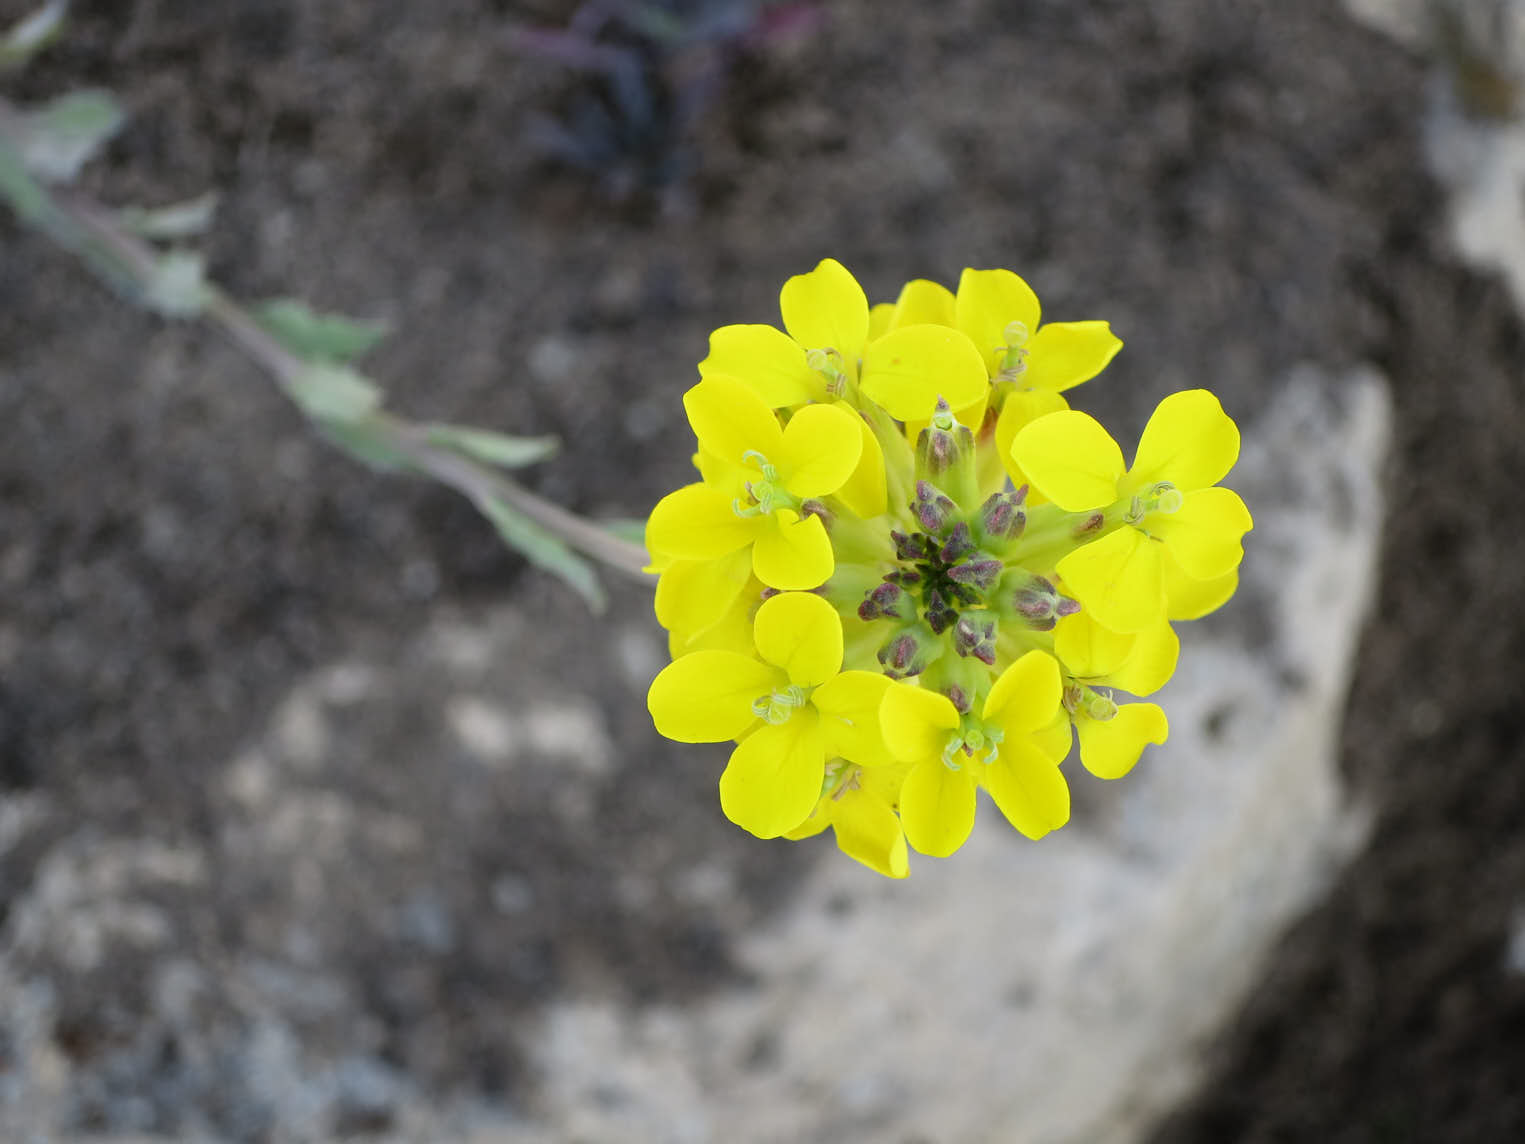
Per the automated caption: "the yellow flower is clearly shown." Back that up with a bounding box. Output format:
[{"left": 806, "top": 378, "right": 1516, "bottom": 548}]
[
  {"left": 647, "top": 591, "right": 894, "bottom": 838},
  {"left": 953, "top": 268, "right": 1123, "bottom": 391},
  {"left": 1064, "top": 685, "right": 1169, "bottom": 781},
  {"left": 700, "top": 258, "right": 988, "bottom": 423},
  {"left": 644, "top": 262, "right": 1248, "bottom": 876},
  {"left": 645, "top": 373, "right": 862, "bottom": 590},
  {"left": 785, "top": 760, "right": 912, "bottom": 879},
  {"left": 1012, "top": 389, "right": 1253, "bottom": 632},
  {"left": 879, "top": 650, "right": 1069, "bottom": 856}
]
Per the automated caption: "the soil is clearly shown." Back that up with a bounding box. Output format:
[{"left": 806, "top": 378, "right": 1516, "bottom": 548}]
[{"left": 3, "top": 0, "right": 1524, "bottom": 1140}]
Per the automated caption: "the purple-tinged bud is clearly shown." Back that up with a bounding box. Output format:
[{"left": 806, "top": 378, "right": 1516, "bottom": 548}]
[
  {"left": 914, "top": 400, "right": 978, "bottom": 507},
  {"left": 1006, "top": 573, "right": 1077, "bottom": 632},
  {"left": 857, "top": 580, "right": 913, "bottom": 622},
  {"left": 924, "top": 588, "right": 959, "bottom": 635},
  {"left": 908, "top": 482, "right": 957, "bottom": 539},
  {"left": 876, "top": 624, "right": 943, "bottom": 679},
  {"left": 947, "top": 556, "right": 1004, "bottom": 593},
  {"left": 939, "top": 521, "right": 975, "bottom": 563},
  {"left": 884, "top": 568, "right": 922, "bottom": 587},
  {"left": 912, "top": 480, "right": 957, "bottom": 536},
  {"left": 890, "top": 529, "right": 930, "bottom": 562},
  {"left": 977, "top": 487, "right": 1028, "bottom": 545},
  {"left": 944, "top": 684, "right": 972, "bottom": 715},
  {"left": 799, "top": 498, "right": 833, "bottom": 527},
  {"left": 953, "top": 615, "right": 998, "bottom": 665}
]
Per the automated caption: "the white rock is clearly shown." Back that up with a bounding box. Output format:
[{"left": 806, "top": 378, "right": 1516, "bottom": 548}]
[{"left": 513, "top": 366, "right": 1390, "bottom": 1144}]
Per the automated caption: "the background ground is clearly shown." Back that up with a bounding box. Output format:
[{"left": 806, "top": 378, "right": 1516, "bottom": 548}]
[{"left": 3, "top": 0, "right": 1524, "bottom": 1140}]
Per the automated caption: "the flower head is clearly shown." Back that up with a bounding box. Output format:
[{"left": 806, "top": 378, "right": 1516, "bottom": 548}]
[{"left": 645, "top": 262, "right": 1249, "bottom": 876}]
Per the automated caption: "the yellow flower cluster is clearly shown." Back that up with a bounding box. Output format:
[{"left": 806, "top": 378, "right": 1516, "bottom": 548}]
[{"left": 645, "top": 260, "right": 1252, "bottom": 877}]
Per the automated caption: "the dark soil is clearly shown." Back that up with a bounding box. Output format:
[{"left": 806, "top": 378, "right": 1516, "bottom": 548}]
[{"left": 3, "top": 0, "right": 1524, "bottom": 1139}]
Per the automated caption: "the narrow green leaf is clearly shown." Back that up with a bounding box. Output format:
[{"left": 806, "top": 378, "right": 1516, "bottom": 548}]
[
  {"left": 19, "top": 89, "right": 125, "bottom": 182},
  {"left": 142, "top": 249, "right": 210, "bottom": 318},
  {"left": 0, "top": 1, "right": 69, "bottom": 72},
  {"left": 286, "top": 362, "right": 383, "bottom": 424},
  {"left": 318, "top": 418, "right": 416, "bottom": 472},
  {"left": 0, "top": 139, "right": 51, "bottom": 222},
  {"left": 478, "top": 496, "right": 607, "bottom": 612},
  {"left": 423, "top": 423, "right": 560, "bottom": 469},
  {"left": 118, "top": 192, "right": 218, "bottom": 239},
  {"left": 255, "top": 297, "right": 390, "bottom": 364}
]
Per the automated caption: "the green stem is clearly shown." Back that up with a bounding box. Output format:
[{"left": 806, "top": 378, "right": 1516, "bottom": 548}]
[{"left": 0, "top": 94, "right": 652, "bottom": 582}]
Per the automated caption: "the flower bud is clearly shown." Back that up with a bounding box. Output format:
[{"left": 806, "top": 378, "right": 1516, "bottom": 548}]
[
  {"left": 946, "top": 556, "right": 1004, "bottom": 593},
  {"left": 976, "top": 487, "right": 1028, "bottom": 546},
  {"left": 876, "top": 623, "right": 944, "bottom": 679},
  {"left": 938, "top": 521, "right": 976, "bottom": 564},
  {"left": 923, "top": 587, "right": 960, "bottom": 635},
  {"left": 857, "top": 580, "right": 913, "bottom": 622},
  {"left": 912, "top": 481, "right": 957, "bottom": 536},
  {"left": 1003, "top": 571, "right": 1079, "bottom": 631},
  {"left": 952, "top": 615, "right": 997, "bottom": 665},
  {"left": 915, "top": 398, "right": 978, "bottom": 509}
]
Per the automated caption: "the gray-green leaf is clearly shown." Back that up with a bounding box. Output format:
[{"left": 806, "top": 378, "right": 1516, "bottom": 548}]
[
  {"left": 478, "top": 496, "right": 607, "bottom": 612},
  {"left": 18, "top": 89, "right": 125, "bottom": 183},
  {"left": 255, "top": 297, "right": 390, "bottom": 364},
  {"left": 0, "top": 1, "right": 69, "bottom": 72},
  {"left": 286, "top": 362, "right": 383, "bottom": 424},
  {"left": 319, "top": 418, "right": 416, "bottom": 472},
  {"left": 142, "top": 249, "right": 210, "bottom": 318},
  {"left": 423, "top": 423, "right": 560, "bottom": 469},
  {"left": 118, "top": 192, "right": 218, "bottom": 240}
]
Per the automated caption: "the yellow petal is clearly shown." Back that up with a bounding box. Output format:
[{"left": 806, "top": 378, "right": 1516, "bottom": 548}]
[
  {"left": 1011, "top": 410, "right": 1126, "bottom": 511},
  {"left": 655, "top": 550, "right": 754, "bottom": 638},
  {"left": 752, "top": 590, "right": 843, "bottom": 687},
  {"left": 832, "top": 402, "right": 888, "bottom": 519},
  {"left": 954, "top": 268, "right": 1042, "bottom": 377},
  {"left": 647, "top": 650, "right": 782, "bottom": 743},
  {"left": 698, "top": 324, "right": 820, "bottom": 408},
  {"left": 1148, "top": 486, "right": 1253, "bottom": 580},
  {"left": 1032, "top": 710, "right": 1075, "bottom": 763},
  {"left": 719, "top": 710, "right": 826, "bottom": 838},
  {"left": 984, "top": 739, "right": 1071, "bottom": 839},
  {"left": 899, "top": 759, "right": 977, "bottom": 857},
  {"left": 889, "top": 277, "right": 956, "bottom": 330},
  {"left": 646, "top": 483, "right": 760, "bottom": 560},
  {"left": 1164, "top": 552, "right": 1238, "bottom": 621},
  {"left": 867, "top": 301, "right": 895, "bottom": 342},
  {"left": 880, "top": 682, "right": 959, "bottom": 762},
  {"left": 1077, "top": 702, "right": 1167, "bottom": 780},
  {"left": 1056, "top": 527, "right": 1164, "bottom": 633},
  {"left": 860, "top": 325, "right": 988, "bottom": 422},
  {"left": 1126, "top": 389, "right": 1241, "bottom": 494},
  {"left": 683, "top": 374, "right": 784, "bottom": 469},
  {"left": 1105, "top": 617, "right": 1179, "bottom": 697},
  {"left": 994, "top": 387, "right": 1070, "bottom": 497},
  {"left": 813, "top": 670, "right": 895, "bottom": 765},
  {"left": 1023, "top": 320, "right": 1123, "bottom": 393},
  {"left": 983, "top": 649, "right": 1062, "bottom": 734},
  {"left": 780, "top": 258, "right": 869, "bottom": 373},
  {"left": 776, "top": 402, "right": 863, "bottom": 498},
  {"left": 669, "top": 583, "right": 758, "bottom": 658},
  {"left": 752, "top": 508, "right": 834, "bottom": 590},
  {"left": 1053, "top": 609, "right": 1135, "bottom": 679},
  {"left": 829, "top": 787, "right": 909, "bottom": 878}
]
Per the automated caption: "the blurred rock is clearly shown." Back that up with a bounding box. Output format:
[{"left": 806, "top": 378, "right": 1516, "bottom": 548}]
[{"left": 492, "top": 367, "right": 1391, "bottom": 1144}]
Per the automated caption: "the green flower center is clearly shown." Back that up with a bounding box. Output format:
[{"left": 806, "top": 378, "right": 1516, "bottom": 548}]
[
  {"left": 733, "top": 451, "right": 798, "bottom": 518},
  {"left": 752, "top": 684, "right": 809, "bottom": 725},
  {"left": 1125, "top": 481, "right": 1183, "bottom": 526},
  {"left": 941, "top": 719, "right": 1004, "bottom": 768}
]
